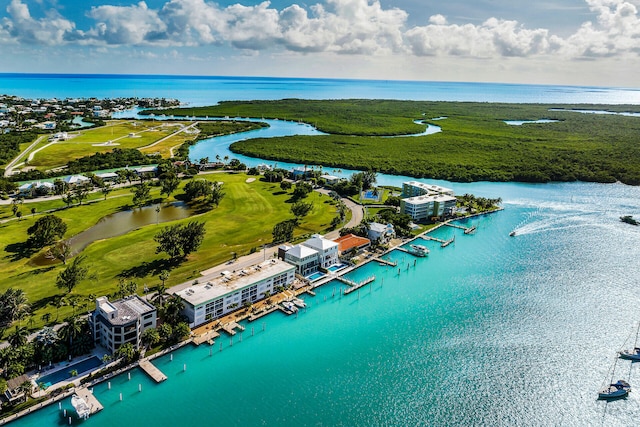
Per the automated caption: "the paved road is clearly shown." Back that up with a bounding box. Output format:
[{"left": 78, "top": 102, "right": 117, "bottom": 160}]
[{"left": 3, "top": 135, "right": 48, "bottom": 177}]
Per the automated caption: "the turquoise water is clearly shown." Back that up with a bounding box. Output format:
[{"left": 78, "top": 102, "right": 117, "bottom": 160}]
[
  {"left": 3, "top": 75, "right": 640, "bottom": 425},
  {"left": 38, "top": 357, "right": 103, "bottom": 388},
  {"left": 13, "top": 186, "right": 640, "bottom": 425}
]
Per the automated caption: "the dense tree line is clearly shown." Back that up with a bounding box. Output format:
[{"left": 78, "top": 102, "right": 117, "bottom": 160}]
[
  {"left": 65, "top": 148, "right": 160, "bottom": 174},
  {"left": 228, "top": 102, "right": 640, "bottom": 185},
  {"left": 0, "top": 130, "right": 41, "bottom": 166}
]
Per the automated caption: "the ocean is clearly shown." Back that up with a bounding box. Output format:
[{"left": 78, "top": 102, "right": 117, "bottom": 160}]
[{"left": 3, "top": 74, "right": 640, "bottom": 426}]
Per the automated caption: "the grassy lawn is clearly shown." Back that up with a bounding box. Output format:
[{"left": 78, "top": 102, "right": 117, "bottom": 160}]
[
  {"left": 0, "top": 173, "right": 337, "bottom": 333},
  {"left": 28, "top": 121, "right": 189, "bottom": 169}
]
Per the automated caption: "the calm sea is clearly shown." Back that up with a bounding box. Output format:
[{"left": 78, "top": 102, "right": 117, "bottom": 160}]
[{"left": 3, "top": 74, "right": 640, "bottom": 426}]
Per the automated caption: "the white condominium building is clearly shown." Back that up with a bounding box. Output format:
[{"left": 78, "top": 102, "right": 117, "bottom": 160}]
[{"left": 175, "top": 259, "right": 296, "bottom": 327}]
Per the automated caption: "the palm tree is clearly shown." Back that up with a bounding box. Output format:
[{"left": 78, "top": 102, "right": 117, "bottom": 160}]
[
  {"left": 162, "top": 296, "right": 184, "bottom": 326},
  {"left": 8, "top": 325, "right": 29, "bottom": 347},
  {"left": 18, "top": 380, "right": 33, "bottom": 400},
  {"left": 115, "top": 343, "right": 138, "bottom": 364},
  {"left": 59, "top": 316, "right": 83, "bottom": 351},
  {"left": 52, "top": 295, "right": 67, "bottom": 321}
]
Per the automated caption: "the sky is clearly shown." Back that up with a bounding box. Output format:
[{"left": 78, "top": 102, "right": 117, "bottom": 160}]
[{"left": 0, "top": 0, "right": 639, "bottom": 87}]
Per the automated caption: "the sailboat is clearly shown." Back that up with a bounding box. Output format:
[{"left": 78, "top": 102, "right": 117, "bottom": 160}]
[
  {"left": 619, "top": 322, "right": 640, "bottom": 361},
  {"left": 598, "top": 357, "right": 631, "bottom": 400}
]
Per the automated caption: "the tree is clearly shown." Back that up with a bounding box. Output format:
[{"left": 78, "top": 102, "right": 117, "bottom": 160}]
[
  {"left": 291, "top": 201, "right": 313, "bottom": 220},
  {"left": 132, "top": 182, "right": 151, "bottom": 207},
  {"left": 48, "top": 240, "right": 72, "bottom": 265},
  {"left": 160, "top": 174, "right": 180, "bottom": 197},
  {"left": 209, "top": 182, "right": 225, "bottom": 207},
  {"left": 115, "top": 342, "right": 138, "bottom": 364},
  {"left": 30, "top": 207, "right": 36, "bottom": 217},
  {"left": 16, "top": 211, "right": 22, "bottom": 221},
  {"left": 0, "top": 288, "right": 30, "bottom": 329},
  {"left": 53, "top": 179, "right": 68, "bottom": 196},
  {"left": 172, "top": 322, "right": 191, "bottom": 342},
  {"left": 362, "top": 169, "right": 378, "bottom": 190},
  {"left": 272, "top": 219, "right": 296, "bottom": 244},
  {"left": 59, "top": 316, "right": 83, "bottom": 350},
  {"left": 141, "top": 327, "right": 160, "bottom": 349},
  {"left": 61, "top": 191, "right": 74, "bottom": 208},
  {"left": 162, "top": 296, "right": 185, "bottom": 326},
  {"left": 72, "top": 185, "right": 89, "bottom": 205},
  {"left": 158, "top": 323, "right": 173, "bottom": 343},
  {"left": 116, "top": 279, "right": 138, "bottom": 299},
  {"left": 100, "top": 183, "right": 112, "bottom": 200},
  {"left": 154, "top": 221, "right": 206, "bottom": 261},
  {"left": 27, "top": 214, "right": 67, "bottom": 248},
  {"left": 8, "top": 325, "right": 29, "bottom": 347},
  {"left": 292, "top": 182, "right": 313, "bottom": 200},
  {"left": 183, "top": 179, "right": 213, "bottom": 202},
  {"left": 280, "top": 180, "right": 292, "bottom": 191},
  {"left": 56, "top": 255, "right": 89, "bottom": 293}
]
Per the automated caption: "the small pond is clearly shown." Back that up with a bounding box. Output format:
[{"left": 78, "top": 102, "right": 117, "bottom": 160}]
[{"left": 504, "top": 119, "right": 560, "bottom": 125}]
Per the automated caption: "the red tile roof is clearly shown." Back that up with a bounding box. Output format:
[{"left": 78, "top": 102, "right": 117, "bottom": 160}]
[{"left": 333, "top": 234, "right": 370, "bottom": 252}]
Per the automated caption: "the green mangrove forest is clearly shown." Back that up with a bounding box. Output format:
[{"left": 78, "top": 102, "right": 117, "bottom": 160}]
[{"left": 145, "top": 100, "right": 640, "bottom": 185}]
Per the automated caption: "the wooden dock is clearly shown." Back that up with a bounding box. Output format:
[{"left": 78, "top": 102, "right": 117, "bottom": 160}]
[
  {"left": 376, "top": 257, "right": 397, "bottom": 267},
  {"left": 193, "top": 329, "right": 220, "bottom": 345},
  {"left": 221, "top": 321, "right": 245, "bottom": 336},
  {"left": 139, "top": 360, "right": 167, "bottom": 383},
  {"left": 76, "top": 388, "right": 103, "bottom": 414},
  {"left": 248, "top": 305, "right": 278, "bottom": 321},
  {"left": 464, "top": 225, "right": 477, "bottom": 234},
  {"left": 342, "top": 276, "right": 376, "bottom": 295},
  {"left": 422, "top": 235, "right": 455, "bottom": 247}
]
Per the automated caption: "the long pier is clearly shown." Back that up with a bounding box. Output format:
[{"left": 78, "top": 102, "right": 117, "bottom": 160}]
[
  {"left": 341, "top": 276, "right": 376, "bottom": 295},
  {"left": 376, "top": 257, "right": 397, "bottom": 266},
  {"left": 139, "top": 360, "right": 168, "bottom": 383},
  {"left": 422, "top": 235, "right": 455, "bottom": 247},
  {"left": 76, "top": 388, "right": 103, "bottom": 415}
]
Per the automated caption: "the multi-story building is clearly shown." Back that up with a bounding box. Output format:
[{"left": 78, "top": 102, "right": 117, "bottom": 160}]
[
  {"left": 90, "top": 295, "right": 157, "bottom": 354},
  {"left": 174, "top": 259, "right": 296, "bottom": 327},
  {"left": 283, "top": 245, "right": 319, "bottom": 276},
  {"left": 302, "top": 235, "right": 339, "bottom": 268},
  {"left": 280, "top": 234, "right": 340, "bottom": 276},
  {"left": 399, "top": 181, "right": 457, "bottom": 221}
]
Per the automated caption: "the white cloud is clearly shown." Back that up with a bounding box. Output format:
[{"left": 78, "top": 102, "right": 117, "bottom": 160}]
[
  {"left": 1, "top": 0, "right": 75, "bottom": 45},
  {"left": 1, "top": 0, "right": 640, "bottom": 65}
]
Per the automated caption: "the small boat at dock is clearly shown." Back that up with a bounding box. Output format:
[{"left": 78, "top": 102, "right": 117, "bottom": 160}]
[
  {"left": 292, "top": 297, "right": 306, "bottom": 308},
  {"left": 281, "top": 301, "right": 298, "bottom": 314},
  {"left": 598, "top": 380, "right": 631, "bottom": 400},
  {"left": 71, "top": 393, "right": 91, "bottom": 419},
  {"left": 408, "top": 244, "right": 429, "bottom": 257}
]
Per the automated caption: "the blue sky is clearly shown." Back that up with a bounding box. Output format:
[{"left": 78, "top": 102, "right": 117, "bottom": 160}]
[{"left": 0, "top": 0, "right": 638, "bottom": 86}]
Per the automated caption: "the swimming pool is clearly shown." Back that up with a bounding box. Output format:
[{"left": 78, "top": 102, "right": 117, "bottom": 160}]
[
  {"left": 307, "top": 272, "right": 325, "bottom": 281},
  {"left": 38, "top": 356, "right": 103, "bottom": 387},
  {"left": 362, "top": 190, "right": 381, "bottom": 201},
  {"left": 327, "top": 264, "right": 347, "bottom": 272}
]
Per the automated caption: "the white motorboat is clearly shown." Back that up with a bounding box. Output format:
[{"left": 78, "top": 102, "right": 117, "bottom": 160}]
[
  {"left": 408, "top": 244, "right": 429, "bottom": 257},
  {"left": 281, "top": 301, "right": 298, "bottom": 313},
  {"left": 71, "top": 393, "right": 91, "bottom": 419}
]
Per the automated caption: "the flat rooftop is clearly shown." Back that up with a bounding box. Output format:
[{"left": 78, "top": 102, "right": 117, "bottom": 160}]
[
  {"left": 404, "top": 194, "right": 456, "bottom": 205},
  {"left": 174, "top": 259, "right": 295, "bottom": 306}
]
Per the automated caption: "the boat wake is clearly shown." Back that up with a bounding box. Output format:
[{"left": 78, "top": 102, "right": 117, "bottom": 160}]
[{"left": 511, "top": 210, "right": 602, "bottom": 236}]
